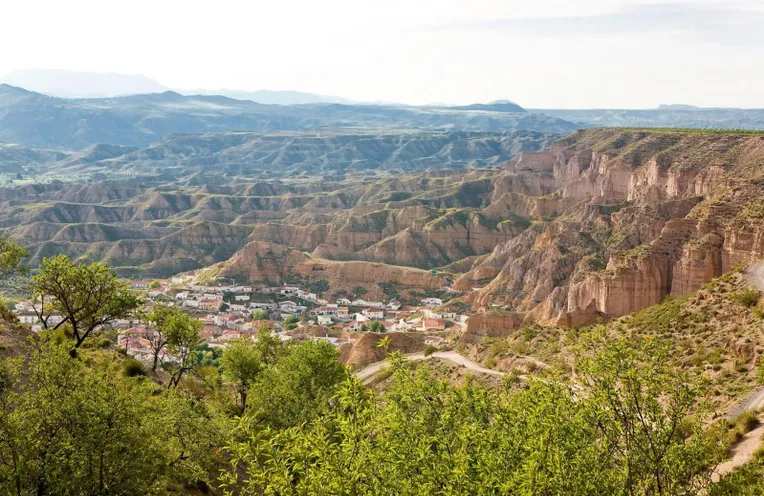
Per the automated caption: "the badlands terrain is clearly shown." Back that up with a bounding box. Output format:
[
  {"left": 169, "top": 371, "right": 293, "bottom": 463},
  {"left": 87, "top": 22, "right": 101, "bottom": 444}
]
[{"left": 4, "top": 122, "right": 764, "bottom": 337}]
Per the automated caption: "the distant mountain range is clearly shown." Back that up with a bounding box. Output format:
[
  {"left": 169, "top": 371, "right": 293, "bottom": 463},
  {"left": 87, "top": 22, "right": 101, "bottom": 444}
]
[
  {"left": 1, "top": 69, "right": 355, "bottom": 105},
  {"left": 0, "top": 84, "right": 576, "bottom": 150},
  {"left": 532, "top": 107, "right": 764, "bottom": 130}
]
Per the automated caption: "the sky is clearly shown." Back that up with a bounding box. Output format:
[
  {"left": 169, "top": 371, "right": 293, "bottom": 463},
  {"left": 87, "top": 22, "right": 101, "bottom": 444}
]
[{"left": 2, "top": 0, "right": 764, "bottom": 108}]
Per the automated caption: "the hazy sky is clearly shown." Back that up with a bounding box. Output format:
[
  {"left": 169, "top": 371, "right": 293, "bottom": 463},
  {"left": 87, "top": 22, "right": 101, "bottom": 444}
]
[{"left": 3, "top": 0, "right": 764, "bottom": 108}]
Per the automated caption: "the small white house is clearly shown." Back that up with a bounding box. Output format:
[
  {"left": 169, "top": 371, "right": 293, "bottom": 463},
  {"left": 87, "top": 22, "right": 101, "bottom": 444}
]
[{"left": 317, "top": 315, "right": 333, "bottom": 326}]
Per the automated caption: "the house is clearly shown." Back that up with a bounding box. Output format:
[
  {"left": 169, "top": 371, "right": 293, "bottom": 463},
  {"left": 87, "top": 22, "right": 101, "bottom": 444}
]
[
  {"left": 15, "top": 311, "right": 38, "bottom": 325},
  {"left": 234, "top": 294, "right": 250, "bottom": 301},
  {"left": 378, "top": 320, "right": 395, "bottom": 331},
  {"left": 317, "top": 315, "right": 333, "bottom": 326},
  {"left": 229, "top": 303, "right": 248, "bottom": 312},
  {"left": 280, "top": 301, "right": 298, "bottom": 313},
  {"left": 337, "top": 307, "right": 349, "bottom": 318},
  {"left": 219, "top": 329, "right": 242, "bottom": 341},
  {"left": 199, "top": 299, "right": 221, "bottom": 311},
  {"left": 336, "top": 298, "right": 352, "bottom": 305},
  {"left": 280, "top": 286, "right": 299, "bottom": 296},
  {"left": 131, "top": 280, "right": 150, "bottom": 289},
  {"left": 313, "top": 306, "right": 338, "bottom": 316},
  {"left": 353, "top": 313, "right": 370, "bottom": 323},
  {"left": 386, "top": 300, "right": 401, "bottom": 310},
  {"left": 421, "top": 298, "right": 443, "bottom": 307},
  {"left": 362, "top": 308, "right": 384, "bottom": 320},
  {"left": 420, "top": 319, "right": 446, "bottom": 332},
  {"left": 425, "top": 336, "right": 445, "bottom": 346},
  {"left": 202, "top": 293, "right": 224, "bottom": 301},
  {"left": 175, "top": 291, "right": 190, "bottom": 300},
  {"left": 201, "top": 325, "right": 223, "bottom": 341},
  {"left": 182, "top": 299, "right": 200, "bottom": 309},
  {"left": 250, "top": 302, "right": 277, "bottom": 310}
]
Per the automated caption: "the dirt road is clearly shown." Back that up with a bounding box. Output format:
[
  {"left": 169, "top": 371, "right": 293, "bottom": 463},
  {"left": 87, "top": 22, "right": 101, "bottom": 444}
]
[{"left": 354, "top": 351, "right": 504, "bottom": 382}]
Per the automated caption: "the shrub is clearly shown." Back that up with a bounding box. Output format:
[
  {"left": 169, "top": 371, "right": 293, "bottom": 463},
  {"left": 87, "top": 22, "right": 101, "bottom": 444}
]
[
  {"left": 123, "top": 359, "right": 146, "bottom": 378},
  {"left": 735, "top": 410, "right": 760, "bottom": 434},
  {"left": 733, "top": 288, "right": 760, "bottom": 308},
  {"left": 423, "top": 344, "right": 437, "bottom": 357}
]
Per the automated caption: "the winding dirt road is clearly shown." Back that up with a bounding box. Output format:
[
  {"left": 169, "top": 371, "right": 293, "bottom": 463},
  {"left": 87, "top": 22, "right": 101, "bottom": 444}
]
[{"left": 354, "top": 351, "right": 504, "bottom": 383}]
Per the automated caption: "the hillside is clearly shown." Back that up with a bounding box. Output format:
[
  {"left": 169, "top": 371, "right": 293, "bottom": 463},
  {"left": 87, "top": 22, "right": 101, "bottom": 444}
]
[
  {"left": 535, "top": 107, "right": 764, "bottom": 130},
  {"left": 2, "top": 130, "right": 561, "bottom": 184},
  {"left": 454, "top": 128, "right": 764, "bottom": 333},
  {"left": 0, "top": 84, "right": 576, "bottom": 149},
  {"left": 5, "top": 128, "right": 764, "bottom": 311}
]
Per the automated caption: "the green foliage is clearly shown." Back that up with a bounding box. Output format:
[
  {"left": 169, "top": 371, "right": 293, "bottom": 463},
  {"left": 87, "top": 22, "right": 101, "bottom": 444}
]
[
  {"left": 0, "top": 235, "right": 28, "bottom": 281},
  {"left": 251, "top": 309, "right": 269, "bottom": 321},
  {"left": 164, "top": 311, "right": 203, "bottom": 388},
  {"left": 223, "top": 338, "right": 721, "bottom": 495},
  {"left": 308, "top": 279, "right": 330, "bottom": 294},
  {"left": 423, "top": 344, "right": 437, "bottom": 357},
  {"left": 32, "top": 255, "right": 141, "bottom": 353},
  {"left": 221, "top": 340, "right": 263, "bottom": 413},
  {"left": 377, "top": 282, "right": 400, "bottom": 300},
  {"left": 0, "top": 341, "right": 220, "bottom": 494},
  {"left": 360, "top": 320, "right": 384, "bottom": 332},
  {"left": 122, "top": 357, "right": 146, "bottom": 377},
  {"left": 732, "top": 287, "right": 760, "bottom": 308},
  {"left": 148, "top": 280, "right": 160, "bottom": 289},
  {"left": 246, "top": 340, "right": 348, "bottom": 430},
  {"left": 191, "top": 342, "right": 223, "bottom": 367},
  {"left": 352, "top": 286, "right": 368, "bottom": 298}
]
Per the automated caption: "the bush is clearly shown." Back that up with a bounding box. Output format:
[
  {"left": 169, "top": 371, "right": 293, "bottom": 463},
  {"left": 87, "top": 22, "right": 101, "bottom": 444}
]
[
  {"left": 122, "top": 359, "right": 146, "bottom": 378},
  {"left": 423, "top": 344, "right": 437, "bottom": 357},
  {"left": 735, "top": 410, "right": 760, "bottom": 434},
  {"left": 733, "top": 288, "right": 760, "bottom": 308}
]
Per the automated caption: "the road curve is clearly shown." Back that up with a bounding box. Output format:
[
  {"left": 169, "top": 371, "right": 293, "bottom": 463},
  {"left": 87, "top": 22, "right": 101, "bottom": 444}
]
[{"left": 354, "top": 351, "right": 504, "bottom": 382}]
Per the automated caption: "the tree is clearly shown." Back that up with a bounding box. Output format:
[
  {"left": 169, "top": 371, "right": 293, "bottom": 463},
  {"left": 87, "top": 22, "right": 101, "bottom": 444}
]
[
  {"left": 32, "top": 255, "right": 141, "bottom": 355},
  {"left": 221, "top": 341, "right": 263, "bottom": 413},
  {"left": 247, "top": 340, "right": 348, "bottom": 429},
  {"left": 142, "top": 306, "right": 191, "bottom": 371},
  {"left": 284, "top": 314, "right": 298, "bottom": 330},
  {"left": 148, "top": 280, "right": 161, "bottom": 289},
  {"left": 0, "top": 236, "right": 28, "bottom": 281},
  {"left": 252, "top": 325, "right": 286, "bottom": 366},
  {"left": 352, "top": 286, "right": 367, "bottom": 299},
  {"left": 0, "top": 340, "right": 220, "bottom": 494},
  {"left": 360, "top": 320, "right": 384, "bottom": 332},
  {"left": 165, "top": 311, "right": 203, "bottom": 388},
  {"left": 576, "top": 334, "right": 717, "bottom": 494},
  {"left": 251, "top": 309, "right": 269, "bottom": 321}
]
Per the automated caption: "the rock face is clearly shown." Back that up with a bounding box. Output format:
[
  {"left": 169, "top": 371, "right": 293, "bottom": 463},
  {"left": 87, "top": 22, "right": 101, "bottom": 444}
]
[
  {"left": 207, "top": 240, "right": 447, "bottom": 301},
  {"left": 457, "top": 129, "right": 764, "bottom": 336}
]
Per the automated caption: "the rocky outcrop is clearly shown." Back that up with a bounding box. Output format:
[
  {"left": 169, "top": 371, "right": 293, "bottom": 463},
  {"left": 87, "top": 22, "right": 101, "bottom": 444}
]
[{"left": 461, "top": 129, "right": 764, "bottom": 327}]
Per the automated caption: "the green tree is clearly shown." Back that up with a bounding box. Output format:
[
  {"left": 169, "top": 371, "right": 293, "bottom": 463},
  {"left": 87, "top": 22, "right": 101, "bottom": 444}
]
[
  {"left": 32, "top": 255, "right": 141, "bottom": 355},
  {"left": 0, "top": 236, "right": 28, "bottom": 281},
  {"left": 284, "top": 314, "right": 299, "bottom": 331},
  {"left": 142, "top": 306, "right": 193, "bottom": 371},
  {"left": 360, "top": 320, "right": 384, "bottom": 332},
  {"left": 576, "top": 334, "right": 718, "bottom": 494},
  {"left": 0, "top": 340, "right": 219, "bottom": 494},
  {"left": 165, "top": 311, "right": 203, "bottom": 388},
  {"left": 247, "top": 340, "right": 348, "bottom": 429},
  {"left": 148, "top": 280, "right": 161, "bottom": 289},
  {"left": 352, "top": 286, "right": 367, "bottom": 299},
  {"left": 251, "top": 309, "right": 269, "bottom": 321},
  {"left": 221, "top": 340, "right": 263, "bottom": 413}
]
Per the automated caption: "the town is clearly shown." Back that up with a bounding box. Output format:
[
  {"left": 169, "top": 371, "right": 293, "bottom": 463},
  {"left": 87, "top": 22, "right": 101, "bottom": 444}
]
[{"left": 12, "top": 273, "right": 469, "bottom": 367}]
